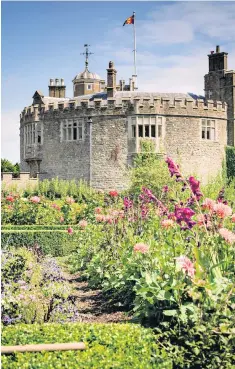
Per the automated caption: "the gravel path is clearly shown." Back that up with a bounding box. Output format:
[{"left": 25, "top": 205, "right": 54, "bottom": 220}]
[{"left": 63, "top": 272, "right": 132, "bottom": 324}]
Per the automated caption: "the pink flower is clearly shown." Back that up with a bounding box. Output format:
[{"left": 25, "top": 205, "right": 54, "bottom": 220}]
[
  {"left": 124, "top": 197, "right": 133, "bottom": 209},
  {"left": 79, "top": 219, "right": 88, "bottom": 228},
  {"left": 109, "top": 190, "right": 118, "bottom": 197},
  {"left": 133, "top": 243, "right": 149, "bottom": 254},
  {"left": 202, "top": 198, "right": 216, "bottom": 212},
  {"left": 161, "top": 219, "right": 174, "bottom": 229},
  {"left": 196, "top": 214, "right": 205, "bottom": 226},
  {"left": 175, "top": 256, "right": 195, "bottom": 278},
  {"left": 94, "top": 207, "right": 102, "bottom": 214},
  {"left": 60, "top": 216, "right": 64, "bottom": 223},
  {"left": 8, "top": 205, "right": 13, "bottom": 210},
  {"left": 30, "top": 196, "right": 40, "bottom": 203},
  {"left": 95, "top": 214, "right": 105, "bottom": 222},
  {"left": 6, "top": 195, "right": 14, "bottom": 202},
  {"left": 231, "top": 214, "right": 235, "bottom": 223},
  {"left": 51, "top": 203, "right": 61, "bottom": 211},
  {"left": 104, "top": 215, "right": 114, "bottom": 224},
  {"left": 214, "top": 203, "right": 232, "bottom": 219},
  {"left": 67, "top": 227, "right": 73, "bottom": 234},
  {"left": 218, "top": 228, "right": 235, "bottom": 244},
  {"left": 66, "top": 197, "right": 75, "bottom": 204},
  {"left": 188, "top": 176, "right": 203, "bottom": 201}
]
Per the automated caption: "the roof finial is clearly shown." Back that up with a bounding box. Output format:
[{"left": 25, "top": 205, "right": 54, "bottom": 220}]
[{"left": 81, "top": 44, "right": 94, "bottom": 71}]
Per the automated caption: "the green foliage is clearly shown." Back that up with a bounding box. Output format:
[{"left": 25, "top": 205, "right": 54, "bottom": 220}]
[
  {"left": 2, "top": 323, "right": 172, "bottom": 369},
  {"left": 129, "top": 143, "right": 174, "bottom": 197},
  {"left": 1, "top": 158, "right": 20, "bottom": 174},
  {"left": 1, "top": 248, "right": 74, "bottom": 325},
  {"left": 226, "top": 146, "right": 235, "bottom": 181},
  {"left": 1, "top": 229, "right": 81, "bottom": 256}
]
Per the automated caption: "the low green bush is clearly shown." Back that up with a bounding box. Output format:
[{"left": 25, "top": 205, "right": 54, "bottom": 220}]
[
  {"left": 1, "top": 229, "right": 81, "bottom": 256},
  {"left": 226, "top": 146, "right": 235, "bottom": 180},
  {"left": 1, "top": 323, "right": 172, "bottom": 369}
]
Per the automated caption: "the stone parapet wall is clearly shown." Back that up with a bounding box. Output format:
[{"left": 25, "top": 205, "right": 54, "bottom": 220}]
[
  {"left": 20, "top": 97, "right": 227, "bottom": 124},
  {"left": 1, "top": 172, "right": 39, "bottom": 190}
]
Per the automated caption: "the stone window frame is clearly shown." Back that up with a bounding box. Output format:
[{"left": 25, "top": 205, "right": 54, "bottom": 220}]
[
  {"left": 87, "top": 84, "right": 92, "bottom": 91},
  {"left": 24, "top": 122, "right": 43, "bottom": 147},
  {"left": 129, "top": 115, "right": 164, "bottom": 139},
  {"left": 61, "top": 119, "right": 84, "bottom": 142},
  {"left": 201, "top": 119, "right": 217, "bottom": 141}
]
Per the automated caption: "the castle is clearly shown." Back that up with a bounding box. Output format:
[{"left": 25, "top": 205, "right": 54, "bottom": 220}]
[{"left": 20, "top": 45, "right": 234, "bottom": 190}]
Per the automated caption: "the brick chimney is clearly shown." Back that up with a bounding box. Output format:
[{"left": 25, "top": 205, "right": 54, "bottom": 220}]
[
  {"left": 48, "top": 78, "right": 66, "bottom": 98},
  {"left": 106, "top": 61, "right": 117, "bottom": 98}
]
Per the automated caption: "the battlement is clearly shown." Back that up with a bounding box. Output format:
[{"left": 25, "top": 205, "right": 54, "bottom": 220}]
[
  {"left": 1, "top": 172, "right": 39, "bottom": 190},
  {"left": 20, "top": 97, "right": 227, "bottom": 123}
]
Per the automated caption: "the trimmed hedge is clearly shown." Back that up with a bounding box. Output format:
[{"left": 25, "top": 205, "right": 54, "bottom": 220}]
[
  {"left": 226, "top": 146, "right": 235, "bottom": 180},
  {"left": 1, "top": 229, "right": 81, "bottom": 256},
  {"left": 1, "top": 323, "right": 172, "bottom": 369}
]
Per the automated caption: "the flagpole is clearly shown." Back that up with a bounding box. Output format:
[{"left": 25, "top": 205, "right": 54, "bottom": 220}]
[{"left": 133, "top": 11, "right": 137, "bottom": 90}]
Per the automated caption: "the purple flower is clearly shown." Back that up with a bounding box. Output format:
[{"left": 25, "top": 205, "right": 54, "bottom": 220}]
[
  {"left": 188, "top": 176, "right": 203, "bottom": 201},
  {"left": 174, "top": 206, "right": 196, "bottom": 229},
  {"left": 166, "top": 157, "right": 182, "bottom": 179}
]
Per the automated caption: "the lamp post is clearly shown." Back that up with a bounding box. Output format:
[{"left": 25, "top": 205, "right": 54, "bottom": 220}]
[{"left": 88, "top": 117, "right": 93, "bottom": 187}]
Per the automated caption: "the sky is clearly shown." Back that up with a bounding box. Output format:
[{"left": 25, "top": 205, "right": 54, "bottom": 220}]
[{"left": 2, "top": 1, "right": 235, "bottom": 163}]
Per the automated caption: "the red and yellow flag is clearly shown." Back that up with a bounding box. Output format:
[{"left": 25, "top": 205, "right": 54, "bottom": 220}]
[{"left": 123, "top": 15, "right": 134, "bottom": 26}]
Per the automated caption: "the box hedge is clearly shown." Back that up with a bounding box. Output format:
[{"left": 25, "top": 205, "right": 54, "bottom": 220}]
[
  {"left": 1, "top": 323, "right": 172, "bottom": 369},
  {"left": 1, "top": 228, "right": 81, "bottom": 256},
  {"left": 226, "top": 146, "right": 235, "bottom": 180}
]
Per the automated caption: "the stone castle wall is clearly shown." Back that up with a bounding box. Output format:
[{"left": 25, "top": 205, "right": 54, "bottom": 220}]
[{"left": 20, "top": 96, "right": 227, "bottom": 189}]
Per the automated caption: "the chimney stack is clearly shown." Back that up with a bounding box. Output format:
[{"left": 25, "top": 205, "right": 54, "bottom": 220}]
[
  {"left": 216, "top": 45, "right": 220, "bottom": 53},
  {"left": 106, "top": 61, "right": 117, "bottom": 98},
  {"left": 48, "top": 78, "right": 66, "bottom": 98}
]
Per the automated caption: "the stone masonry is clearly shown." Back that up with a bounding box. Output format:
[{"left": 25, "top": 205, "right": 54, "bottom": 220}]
[{"left": 19, "top": 46, "right": 233, "bottom": 190}]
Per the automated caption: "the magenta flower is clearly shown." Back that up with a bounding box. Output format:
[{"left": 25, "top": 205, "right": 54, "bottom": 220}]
[
  {"left": 6, "top": 195, "right": 14, "bottom": 202},
  {"left": 162, "top": 185, "right": 169, "bottom": 193},
  {"left": 174, "top": 206, "right": 196, "bottom": 229},
  {"left": 166, "top": 157, "right": 181, "bottom": 179},
  {"left": 176, "top": 255, "right": 195, "bottom": 278},
  {"left": 123, "top": 197, "right": 133, "bottom": 210},
  {"left": 188, "top": 176, "right": 203, "bottom": 200},
  {"left": 67, "top": 227, "right": 73, "bottom": 234}
]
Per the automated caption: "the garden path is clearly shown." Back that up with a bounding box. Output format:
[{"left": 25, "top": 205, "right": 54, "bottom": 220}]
[{"left": 63, "top": 271, "right": 132, "bottom": 324}]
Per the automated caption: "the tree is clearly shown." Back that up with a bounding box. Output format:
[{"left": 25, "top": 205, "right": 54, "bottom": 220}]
[{"left": 1, "top": 159, "right": 20, "bottom": 174}]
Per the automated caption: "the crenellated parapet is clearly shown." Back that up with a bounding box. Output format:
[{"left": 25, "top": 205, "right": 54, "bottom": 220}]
[{"left": 20, "top": 96, "right": 227, "bottom": 123}]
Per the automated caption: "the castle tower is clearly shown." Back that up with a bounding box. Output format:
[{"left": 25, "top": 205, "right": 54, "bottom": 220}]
[
  {"left": 106, "top": 61, "right": 117, "bottom": 98},
  {"left": 72, "top": 44, "right": 105, "bottom": 97},
  {"left": 48, "top": 78, "right": 66, "bottom": 98},
  {"left": 204, "top": 45, "right": 235, "bottom": 146}
]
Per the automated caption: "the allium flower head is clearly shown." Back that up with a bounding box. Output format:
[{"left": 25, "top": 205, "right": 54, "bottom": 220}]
[
  {"left": 175, "top": 256, "right": 195, "bottom": 278},
  {"left": 67, "top": 227, "right": 73, "bottom": 234},
  {"left": 218, "top": 228, "right": 235, "bottom": 244},
  {"left": 30, "top": 196, "right": 40, "bottom": 203},
  {"left": 133, "top": 243, "right": 149, "bottom": 254},
  {"left": 213, "top": 203, "right": 232, "bottom": 219}
]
